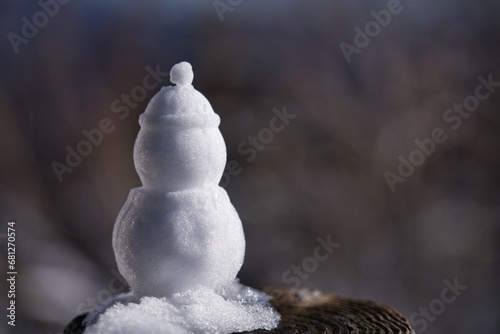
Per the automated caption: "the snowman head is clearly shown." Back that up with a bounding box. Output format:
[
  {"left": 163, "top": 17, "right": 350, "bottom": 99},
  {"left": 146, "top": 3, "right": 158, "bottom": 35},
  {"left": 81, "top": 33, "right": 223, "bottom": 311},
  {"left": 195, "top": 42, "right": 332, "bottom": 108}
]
[{"left": 133, "top": 62, "right": 227, "bottom": 191}]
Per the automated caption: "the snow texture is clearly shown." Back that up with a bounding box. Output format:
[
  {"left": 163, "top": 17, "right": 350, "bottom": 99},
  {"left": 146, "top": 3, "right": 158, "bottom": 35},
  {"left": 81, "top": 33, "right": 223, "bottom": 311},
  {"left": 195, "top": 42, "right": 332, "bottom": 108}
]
[
  {"left": 93, "top": 62, "right": 279, "bottom": 333},
  {"left": 84, "top": 282, "right": 280, "bottom": 334},
  {"left": 113, "top": 61, "right": 245, "bottom": 298}
]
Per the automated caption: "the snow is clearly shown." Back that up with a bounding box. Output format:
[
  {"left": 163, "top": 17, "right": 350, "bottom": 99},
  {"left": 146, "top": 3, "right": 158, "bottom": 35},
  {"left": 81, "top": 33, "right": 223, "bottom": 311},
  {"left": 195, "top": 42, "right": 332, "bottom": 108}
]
[
  {"left": 90, "top": 62, "right": 280, "bottom": 333},
  {"left": 113, "top": 60, "right": 245, "bottom": 298},
  {"left": 169, "top": 61, "right": 194, "bottom": 86},
  {"left": 84, "top": 282, "right": 280, "bottom": 334}
]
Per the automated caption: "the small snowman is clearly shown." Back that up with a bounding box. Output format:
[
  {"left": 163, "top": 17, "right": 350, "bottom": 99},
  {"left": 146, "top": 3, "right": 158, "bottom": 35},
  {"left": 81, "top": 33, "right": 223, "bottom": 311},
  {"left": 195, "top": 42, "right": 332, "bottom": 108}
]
[{"left": 112, "top": 62, "right": 246, "bottom": 299}]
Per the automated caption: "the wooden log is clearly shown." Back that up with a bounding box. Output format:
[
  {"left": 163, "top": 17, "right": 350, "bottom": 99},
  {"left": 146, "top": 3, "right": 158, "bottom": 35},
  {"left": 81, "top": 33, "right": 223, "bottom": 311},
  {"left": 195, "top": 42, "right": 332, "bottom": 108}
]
[
  {"left": 242, "top": 288, "right": 414, "bottom": 333},
  {"left": 64, "top": 288, "right": 414, "bottom": 334}
]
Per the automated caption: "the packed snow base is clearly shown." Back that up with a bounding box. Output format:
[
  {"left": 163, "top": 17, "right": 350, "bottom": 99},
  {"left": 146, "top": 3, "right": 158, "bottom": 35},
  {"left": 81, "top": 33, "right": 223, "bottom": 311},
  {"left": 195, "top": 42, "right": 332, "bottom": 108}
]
[
  {"left": 97, "top": 62, "right": 280, "bottom": 333},
  {"left": 84, "top": 283, "right": 280, "bottom": 334}
]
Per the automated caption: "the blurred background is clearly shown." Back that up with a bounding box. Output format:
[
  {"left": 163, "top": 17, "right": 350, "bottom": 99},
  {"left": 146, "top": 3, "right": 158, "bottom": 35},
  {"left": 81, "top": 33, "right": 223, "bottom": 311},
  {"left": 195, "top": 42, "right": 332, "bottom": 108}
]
[{"left": 1, "top": 0, "right": 499, "bottom": 333}]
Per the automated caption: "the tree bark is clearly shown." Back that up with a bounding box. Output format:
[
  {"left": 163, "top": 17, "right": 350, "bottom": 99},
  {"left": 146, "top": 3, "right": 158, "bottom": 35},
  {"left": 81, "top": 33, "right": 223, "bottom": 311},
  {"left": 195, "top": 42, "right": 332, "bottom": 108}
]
[{"left": 242, "top": 288, "right": 414, "bottom": 333}]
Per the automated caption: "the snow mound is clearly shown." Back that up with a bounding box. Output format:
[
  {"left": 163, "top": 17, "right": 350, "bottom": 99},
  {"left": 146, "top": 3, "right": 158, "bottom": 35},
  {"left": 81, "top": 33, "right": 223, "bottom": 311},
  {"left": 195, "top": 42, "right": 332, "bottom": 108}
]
[{"left": 84, "top": 283, "right": 280, "bottom": 334}]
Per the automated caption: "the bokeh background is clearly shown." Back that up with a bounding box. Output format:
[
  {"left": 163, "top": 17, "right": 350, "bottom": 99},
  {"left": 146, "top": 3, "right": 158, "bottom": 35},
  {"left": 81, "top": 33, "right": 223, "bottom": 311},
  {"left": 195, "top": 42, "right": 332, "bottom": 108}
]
[{"left": 1, "top": 0, "right": 499, "bottom": 333}]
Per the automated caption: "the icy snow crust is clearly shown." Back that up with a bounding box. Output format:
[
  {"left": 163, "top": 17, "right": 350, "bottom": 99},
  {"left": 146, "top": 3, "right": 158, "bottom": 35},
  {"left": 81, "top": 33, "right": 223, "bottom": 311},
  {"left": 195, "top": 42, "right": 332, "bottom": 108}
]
[{"left": 87, "top": 62, "right": 280, "bottom": 333}]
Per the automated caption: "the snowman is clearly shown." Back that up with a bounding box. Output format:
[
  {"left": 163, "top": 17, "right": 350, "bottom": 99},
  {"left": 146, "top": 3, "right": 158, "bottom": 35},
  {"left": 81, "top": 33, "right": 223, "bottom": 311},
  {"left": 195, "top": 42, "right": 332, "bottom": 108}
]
[{"left": 112, "top": 62, "right": 246, "bottom": 299}]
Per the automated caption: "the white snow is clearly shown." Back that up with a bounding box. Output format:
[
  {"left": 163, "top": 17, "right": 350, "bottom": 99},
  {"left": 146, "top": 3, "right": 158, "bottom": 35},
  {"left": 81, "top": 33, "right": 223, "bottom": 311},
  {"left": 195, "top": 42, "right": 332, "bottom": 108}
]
[
  {"left": 169, "top": 61, "right": 194, "bottom": 86},
  {"left": 92, "top": 61, "right": 280, "bottom": 333},
  {"left": 84, "top": 282, "right": 280, "bottom": 334}
]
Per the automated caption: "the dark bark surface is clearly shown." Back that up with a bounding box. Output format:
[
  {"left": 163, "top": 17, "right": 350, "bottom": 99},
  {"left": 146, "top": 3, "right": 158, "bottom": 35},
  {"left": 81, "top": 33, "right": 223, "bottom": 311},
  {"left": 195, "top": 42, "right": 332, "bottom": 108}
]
[
  {"left": 64, "top": 288, "right": 414, "bottom": 334},
  {"left": 243, "top": 288, "right": 414, "bottom": 333}
]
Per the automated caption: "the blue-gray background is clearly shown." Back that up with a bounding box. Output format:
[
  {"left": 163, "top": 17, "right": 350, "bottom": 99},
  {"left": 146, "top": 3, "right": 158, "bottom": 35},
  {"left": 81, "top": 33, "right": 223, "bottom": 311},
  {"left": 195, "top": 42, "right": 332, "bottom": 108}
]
[{"left": 0, "top": 1, "right": 499, "bottom": 333}]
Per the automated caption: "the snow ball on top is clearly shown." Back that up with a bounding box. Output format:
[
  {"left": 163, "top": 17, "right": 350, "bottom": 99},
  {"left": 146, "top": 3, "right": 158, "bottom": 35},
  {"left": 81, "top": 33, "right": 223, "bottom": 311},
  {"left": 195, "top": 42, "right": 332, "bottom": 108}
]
[{"left": 170, "top": 62, "right": 193, "bottom": 86}]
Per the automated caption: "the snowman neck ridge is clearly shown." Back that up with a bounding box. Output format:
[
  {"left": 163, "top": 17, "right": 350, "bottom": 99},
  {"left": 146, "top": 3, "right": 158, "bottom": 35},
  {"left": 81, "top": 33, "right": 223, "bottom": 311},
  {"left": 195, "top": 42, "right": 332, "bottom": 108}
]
[{"left": 138, "top": 111, "right": 220, "bottom": 129}]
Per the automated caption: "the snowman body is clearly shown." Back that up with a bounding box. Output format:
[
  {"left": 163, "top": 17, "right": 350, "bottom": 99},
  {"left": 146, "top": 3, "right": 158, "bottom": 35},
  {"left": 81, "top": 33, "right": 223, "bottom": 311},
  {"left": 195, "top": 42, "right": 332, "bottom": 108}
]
[{"left": 113, "top": 63, "right": 245, "bottom": 298}]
